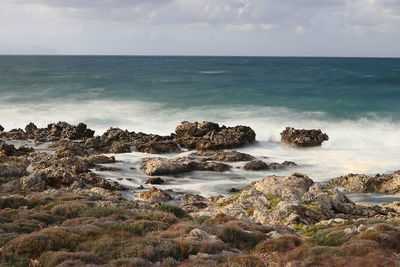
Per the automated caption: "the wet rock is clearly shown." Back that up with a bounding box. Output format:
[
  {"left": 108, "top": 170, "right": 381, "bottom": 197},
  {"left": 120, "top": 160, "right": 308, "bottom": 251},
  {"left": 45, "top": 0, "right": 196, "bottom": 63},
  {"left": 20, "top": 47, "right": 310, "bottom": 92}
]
[
  {"left": 175, "top": 121, "right": 256, "bottom": 150},
  {"left": 145, "top": 177, "right": 165, "bottom": 184},
  {"left": 136, "top": 186, "right": 172, "bottom": 203},
  {"left": 94, "top": 166, "right": 121, "bottom": 172},
  {"left": 25, "top": 122, "right": 37, "bottom": 134},
  {"left": 195, "top": 150, "right": 254, "bottom": 162},
  {"left": 132, "top": 133, "right": 180, "bottom": 154},
  {"left": 141, "top": 157, "right": 231, "bottom": 176},
  {"left": 329, "top": 171, "right": 400, "bottom": 194},
  {"left": 280, "top": 127, "right": 329, "bottom": 147},
  {"left": 0, "top": 124, "right": 4, "bottom": 132},
  {"left": 268, "top": 161, "right": 297, "bottom": 170},
  {"left": 89, "top": 155, "right": 116, "bottom": 164},
  {"left": 227, "top": 188, "right": 240, "bottom": 193},
  {"left": 243, "top": 160, "right": 269, "bottom": 170}
]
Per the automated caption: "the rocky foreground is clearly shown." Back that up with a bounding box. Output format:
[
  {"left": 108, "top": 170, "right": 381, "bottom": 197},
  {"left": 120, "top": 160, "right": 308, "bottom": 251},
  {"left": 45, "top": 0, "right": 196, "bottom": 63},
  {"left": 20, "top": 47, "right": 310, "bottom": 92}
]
[{"left": 1, "top": 121, "right": 400, "bottom": 266}]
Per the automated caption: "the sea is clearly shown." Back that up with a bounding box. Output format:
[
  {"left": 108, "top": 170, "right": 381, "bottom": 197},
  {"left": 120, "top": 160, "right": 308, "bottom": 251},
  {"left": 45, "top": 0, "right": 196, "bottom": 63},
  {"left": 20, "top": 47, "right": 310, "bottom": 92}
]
[{"left": 1, "top": 56, "right": 400, "bottom": 203}]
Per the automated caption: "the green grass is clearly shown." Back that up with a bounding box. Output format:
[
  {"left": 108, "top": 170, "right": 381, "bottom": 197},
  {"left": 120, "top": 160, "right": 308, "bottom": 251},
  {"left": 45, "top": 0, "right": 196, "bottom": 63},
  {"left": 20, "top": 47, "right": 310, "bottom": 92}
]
[{"left": 266, "top": 194, "right": 282, "bottom": 212}]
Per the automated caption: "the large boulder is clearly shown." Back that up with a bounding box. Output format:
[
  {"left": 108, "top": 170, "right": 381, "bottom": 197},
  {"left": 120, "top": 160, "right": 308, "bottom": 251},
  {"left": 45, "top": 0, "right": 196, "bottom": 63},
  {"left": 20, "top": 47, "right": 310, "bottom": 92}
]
[
  {"left": 141, "top": 157, "right": 231, "bottom": 176},
  {"left": 175, "top": 121, "right": 256, "bottom": 150},
  {"left": 280, "top": 127, "right": 329, "bottom": 147},
  {"left": 329, "top": 171, "right": 400, "bottom": 194}
]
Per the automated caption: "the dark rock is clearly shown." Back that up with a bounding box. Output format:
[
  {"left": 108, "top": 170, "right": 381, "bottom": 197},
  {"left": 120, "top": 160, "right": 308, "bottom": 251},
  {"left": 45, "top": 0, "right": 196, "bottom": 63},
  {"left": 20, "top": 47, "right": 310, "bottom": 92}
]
[
  {"left": 175, "top": 121, "right": 256, "bottom": 150},
  {"left": 227, "top": 188, "right": 240, "bottom": 193},
  {"left": 137, "top": 185, "right": 144, "bottom": 189},
  {"left": 268, "top": 161, "right": 297, "bottom": 170},
  {"left": 0, "top": 124, "right": 4, "bottom": 132},
  {"left": 195, "top": 150, "right": 254, "bottom": 162},
  {"left": 244, "top": 160, "right": 269, "bottom": 170},
  {"left": 145, "top": 177, "right": 165, "bottom": 184},
  {"left": 280, "top": 127, "right": 329, "bottom": 147}
]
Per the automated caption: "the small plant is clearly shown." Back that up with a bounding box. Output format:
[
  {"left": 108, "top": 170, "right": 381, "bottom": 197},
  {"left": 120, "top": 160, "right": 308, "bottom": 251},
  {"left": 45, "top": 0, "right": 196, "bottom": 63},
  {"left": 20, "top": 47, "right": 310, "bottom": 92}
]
[
  {"left": 322, "top": 189, "right": 333, "bottom": 195},
  {"left": 266, "top": 194, "right": 282, "bottom": 212}
]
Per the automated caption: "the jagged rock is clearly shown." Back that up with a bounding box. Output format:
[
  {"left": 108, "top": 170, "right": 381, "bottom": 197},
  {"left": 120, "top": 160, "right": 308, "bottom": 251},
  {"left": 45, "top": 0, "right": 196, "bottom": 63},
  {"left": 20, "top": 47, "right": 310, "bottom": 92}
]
[
  {"left": 175, "top": 121, "right": 256, "bottom": 150},
  {"left": 86, "top": 128, "right": 179, "bottom": 154},
  {"left": 145, "top": 177, "right": 165, "bottom": 184},
  {"left": 280, "top": 127, "right": 329, "bottom": 147},
  {"left": 20, "top": 172, "right": 46, "bottom": 191},
  {"left": 191, "top": 173, "right": 382, "bottom": 226},
  {"left": 329, "top": 171, "right": 400, "bottom": 194},
  {"left": 136, "top": 187, "right": 172, "bottom": 203},
  {"left": 0, "top": 141, "right": 34, "bottom": 157},
  {"left": 141, "top": 157, "right": 231, "bottom": 176},
  {"left": 0, "top": 124, "right": 4, "bottom": 132},
  {"left": 89, "top": 155, "right": 116, "bottom": 164},
  {"left": 1, "top": 122, "right": 95, "bottom": 142},
  {"left": 51, "top": 139, "right": 89, "bottom": 158},
  {"left": 195, "top": 150, "right": 254, "bottom": 162}
]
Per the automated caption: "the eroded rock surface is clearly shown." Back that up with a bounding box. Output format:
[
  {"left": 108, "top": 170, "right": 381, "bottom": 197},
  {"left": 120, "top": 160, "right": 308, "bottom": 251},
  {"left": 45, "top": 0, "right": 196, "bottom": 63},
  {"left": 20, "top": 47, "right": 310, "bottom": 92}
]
[
  {"left": 329, "top": 171, "right": 400, "bottom": 194},
  {"left": 175, "top": 121, "right": 256, "bottom": 150},
  {"left": 191, "top": 173, "right": 387, "bottom": 226},
  {"left": 243, "top": 160, "right": 297, "bottom": 171},
  {"left": 280, "top": 127, "right": 329, "bottom": 147}
]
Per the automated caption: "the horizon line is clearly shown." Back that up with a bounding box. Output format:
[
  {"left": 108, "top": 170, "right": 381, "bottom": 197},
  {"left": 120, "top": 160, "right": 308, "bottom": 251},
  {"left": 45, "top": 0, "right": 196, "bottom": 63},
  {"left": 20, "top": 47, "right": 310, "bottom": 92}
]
[{"left": 0, "top": 54, "right": 399, "bottom": 59}]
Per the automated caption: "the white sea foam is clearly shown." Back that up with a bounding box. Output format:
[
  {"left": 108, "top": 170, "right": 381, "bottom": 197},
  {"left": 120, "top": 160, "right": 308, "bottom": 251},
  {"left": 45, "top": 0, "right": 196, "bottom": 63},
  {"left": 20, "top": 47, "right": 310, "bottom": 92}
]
[{"left": 1, "top": 99, "right": 400, "bottom": 198}]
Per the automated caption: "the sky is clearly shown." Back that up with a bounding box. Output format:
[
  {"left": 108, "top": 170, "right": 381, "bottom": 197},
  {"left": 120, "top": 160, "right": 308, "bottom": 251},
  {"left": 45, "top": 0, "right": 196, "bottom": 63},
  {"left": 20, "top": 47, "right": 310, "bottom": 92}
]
[{"left": 0, "top": 0, "right": 399, "bottom": 57}]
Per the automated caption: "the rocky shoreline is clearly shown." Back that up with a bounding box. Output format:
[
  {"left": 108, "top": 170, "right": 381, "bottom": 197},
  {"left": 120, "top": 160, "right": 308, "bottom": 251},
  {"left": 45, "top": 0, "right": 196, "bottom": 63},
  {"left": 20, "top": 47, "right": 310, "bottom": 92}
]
[{"left": 1, "top": 121, "right": 400, "bottom": 266}]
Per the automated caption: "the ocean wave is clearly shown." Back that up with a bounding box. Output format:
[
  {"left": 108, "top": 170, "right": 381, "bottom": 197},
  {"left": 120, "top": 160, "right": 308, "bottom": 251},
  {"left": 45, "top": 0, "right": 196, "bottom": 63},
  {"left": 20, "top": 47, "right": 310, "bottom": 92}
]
[{"left": 1, "top": 99, "right": 399, "bottom": 186}]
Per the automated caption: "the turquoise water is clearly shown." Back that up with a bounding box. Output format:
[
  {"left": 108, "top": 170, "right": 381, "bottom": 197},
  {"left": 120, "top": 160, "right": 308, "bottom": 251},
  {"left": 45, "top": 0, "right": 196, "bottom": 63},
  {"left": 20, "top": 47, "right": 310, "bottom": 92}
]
[
  {"left": 1, "top": 56, "right": 400, "bottom": 120},
  {"left": 1, "top": 56, "right": 400, "bottom": 192}
]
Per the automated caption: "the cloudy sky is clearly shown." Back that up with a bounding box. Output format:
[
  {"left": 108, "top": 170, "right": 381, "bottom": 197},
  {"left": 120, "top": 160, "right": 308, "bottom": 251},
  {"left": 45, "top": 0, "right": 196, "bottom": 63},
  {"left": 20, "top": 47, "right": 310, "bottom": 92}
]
[{"left": 0, "top": 0, "right": 399, "bottom": 57}]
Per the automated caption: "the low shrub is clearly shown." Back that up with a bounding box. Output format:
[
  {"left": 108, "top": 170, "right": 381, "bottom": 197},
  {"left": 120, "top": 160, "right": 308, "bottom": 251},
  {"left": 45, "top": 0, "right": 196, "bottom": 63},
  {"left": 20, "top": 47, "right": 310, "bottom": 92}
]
[
  {"left": 2, "top": 228, "right": 80, "bottom": 259},
  {"left": 0, "top": 197, "right": 33, "bottom": 209},
  {"left": 255, "top": 235, "right": 303, "bottom": 253},
  {"left": 39, "top": 251, "right": 105, "bottom": 267},
  {"left": 79, "top": 206, "right": 117, "bottom": 218},
  {"left": 50, "top": 202, "right": 89, "bottom": 218},
  {"left": 154, "top": 205, "right": 187, "bottom": 218}
]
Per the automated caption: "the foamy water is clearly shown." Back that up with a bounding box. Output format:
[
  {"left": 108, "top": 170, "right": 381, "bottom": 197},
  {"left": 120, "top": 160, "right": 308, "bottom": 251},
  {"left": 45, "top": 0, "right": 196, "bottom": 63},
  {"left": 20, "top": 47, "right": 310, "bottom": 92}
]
[{"left": 1, "top": 99, "right": 399, "bottom": 201}]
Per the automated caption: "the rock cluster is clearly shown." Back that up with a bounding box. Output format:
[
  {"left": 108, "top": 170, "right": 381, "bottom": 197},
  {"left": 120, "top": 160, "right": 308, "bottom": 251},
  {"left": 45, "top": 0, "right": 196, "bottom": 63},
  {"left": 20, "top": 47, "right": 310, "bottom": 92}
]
[
  {"left": 329, "top": 171, "right": 400, "bottom": 194},
  {"left": 280, "top": 127, "right": 329, "bottom": 147},
  {"left": 141, "top": 157, "right": 231, "bottom": 176},
  {"left": 1, "top": 122, "right": 95, "bottom": 142},
  {"left": 190, "top": 173, "right": 387, "bottom": 226},
  {"left": 85, "top": 127, "right": 180, "bottom": 154},
  {"left": 175, "top": 121, "right": 256, "bottom": 150}
]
